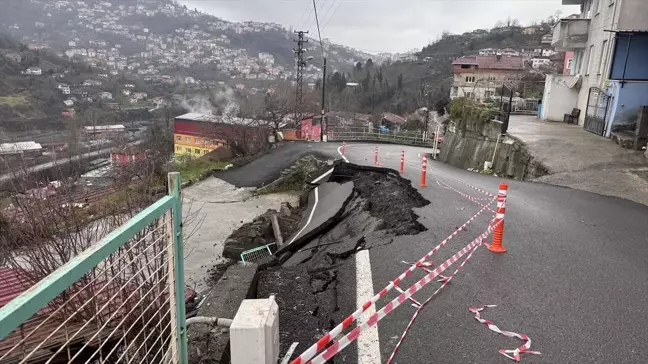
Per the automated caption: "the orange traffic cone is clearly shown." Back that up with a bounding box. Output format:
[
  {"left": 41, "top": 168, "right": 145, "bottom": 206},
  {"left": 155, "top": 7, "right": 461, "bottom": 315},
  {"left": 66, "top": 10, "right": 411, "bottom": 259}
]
[{"left": 488, "top": 182, "right": 508, "bottom": 253}]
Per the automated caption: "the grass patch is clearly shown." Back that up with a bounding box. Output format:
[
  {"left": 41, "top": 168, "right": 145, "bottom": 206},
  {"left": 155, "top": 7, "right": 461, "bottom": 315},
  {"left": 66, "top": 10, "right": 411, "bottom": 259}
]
[
  {"left": 173, "top": 158, "right": 230, "bottom": 183},
  {"left": 0, "top": 94, "right": 28, "bottom": 107},
  {"left": 254, "top": 155, "right": 327, "bottom": 196}
]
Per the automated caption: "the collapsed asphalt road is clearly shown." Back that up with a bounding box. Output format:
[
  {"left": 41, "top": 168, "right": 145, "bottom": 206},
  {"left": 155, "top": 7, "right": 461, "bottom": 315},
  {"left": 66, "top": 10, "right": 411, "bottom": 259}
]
[
  {"left": 230, "top": 142, "right": 648, "bottom": 363},
  {"left": 257, "top": 162, "right": 430, "bottom": 360}
]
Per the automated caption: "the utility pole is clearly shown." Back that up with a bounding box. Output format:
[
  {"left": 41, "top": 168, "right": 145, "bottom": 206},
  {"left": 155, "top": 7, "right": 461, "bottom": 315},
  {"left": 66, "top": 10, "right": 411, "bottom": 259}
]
[
  {"left": 293, "top": 30, "right": 308, "bottom": 123},
  {"left": 320, "top": 57, "right": 327, "bottom": 141}
]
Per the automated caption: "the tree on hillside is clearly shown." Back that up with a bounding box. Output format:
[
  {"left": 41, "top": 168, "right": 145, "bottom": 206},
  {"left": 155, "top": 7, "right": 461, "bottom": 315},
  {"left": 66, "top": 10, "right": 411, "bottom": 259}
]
[{"left": 365, "top": 58, "right": 374, "bottom": 70}]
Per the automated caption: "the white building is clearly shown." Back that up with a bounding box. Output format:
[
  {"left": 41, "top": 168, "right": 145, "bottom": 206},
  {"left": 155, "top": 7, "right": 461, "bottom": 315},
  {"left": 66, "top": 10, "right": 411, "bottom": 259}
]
[
  {"left": 0, "top": 142, "right": 43, "bottom": 155},
  {"left": 258, "top": 52, "right": 275, "bottom": 65},
  {"left": 25, "top": 67, "right": 42, "bottom": 75},
  {"left": 532, "top": 58, "right": 552, "bottom": 68},
  {"left": 541, "top": 0, "right": 648, "bottom": 137}
]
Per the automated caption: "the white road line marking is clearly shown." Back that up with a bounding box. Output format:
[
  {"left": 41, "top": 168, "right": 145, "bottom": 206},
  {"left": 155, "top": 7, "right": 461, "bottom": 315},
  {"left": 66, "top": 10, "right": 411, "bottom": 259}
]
[
  {"left": 280, "top": 342, "right": 300, "bottom": 364},
  {"left": 337, "top": 146, "right": 349, "bottom": 163},
  {"left": 356, "top": 250, "right": 381, "bottom": 364},
  {"left": 289, "top": 144, "right": 347, "bottom": 246},
  {"left": 287, "top": 187, "right": 319, "bottom": 245},
  {"left": 310, "top": 168, "right": 334, "bottom": 184}
]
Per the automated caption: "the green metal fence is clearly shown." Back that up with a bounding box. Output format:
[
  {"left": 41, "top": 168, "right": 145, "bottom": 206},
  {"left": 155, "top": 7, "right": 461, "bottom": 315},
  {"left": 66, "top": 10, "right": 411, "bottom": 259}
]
[
  {"left": 0, "top": 173, "right": 188, "bottom": 364},
  {"left": 327, "top": 126, "right": 436, "bottom": 147}
]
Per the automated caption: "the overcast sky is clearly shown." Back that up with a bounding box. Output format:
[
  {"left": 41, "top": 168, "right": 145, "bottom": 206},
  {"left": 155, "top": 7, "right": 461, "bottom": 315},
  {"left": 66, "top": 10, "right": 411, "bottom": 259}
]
[{"left": 178, "top": 0, "right": 579, "bottom": 53}]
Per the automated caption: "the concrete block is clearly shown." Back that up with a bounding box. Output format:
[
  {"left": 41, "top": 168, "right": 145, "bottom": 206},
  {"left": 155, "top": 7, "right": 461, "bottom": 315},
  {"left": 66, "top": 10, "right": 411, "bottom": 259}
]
[
  {"left": 231, "top": 297, "right": 280, "bottom": 364},
  {"left": 187, "top": 262, "right": 258, "bottom": 364}
]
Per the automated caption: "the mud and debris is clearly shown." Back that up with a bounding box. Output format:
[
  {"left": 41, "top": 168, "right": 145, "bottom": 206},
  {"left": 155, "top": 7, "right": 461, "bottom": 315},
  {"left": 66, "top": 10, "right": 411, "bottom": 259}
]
[
  {"left": 328, "top": 162, "right": 430, "bottom": 236},
  {"left": 257, "top": 162, "right": 431, "bottom": 361},
  {"left": 221, "top": 202, "right": 305, "bottom": 261}
]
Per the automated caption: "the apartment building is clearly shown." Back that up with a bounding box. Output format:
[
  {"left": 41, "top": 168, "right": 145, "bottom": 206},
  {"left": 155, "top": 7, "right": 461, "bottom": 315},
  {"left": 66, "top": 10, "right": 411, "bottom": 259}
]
[
  {"left": 450, "top": 55, "right": 525, "bottom": 101},
  {"left": 542, "top": 0, "right": 648, "bottom": 138}
]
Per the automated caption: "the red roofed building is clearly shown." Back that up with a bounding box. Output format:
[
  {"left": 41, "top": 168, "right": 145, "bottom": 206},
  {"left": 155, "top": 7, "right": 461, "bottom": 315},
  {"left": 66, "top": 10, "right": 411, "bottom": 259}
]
[{"left": 450, "top": 55, "right": 525, "bottom": 101}]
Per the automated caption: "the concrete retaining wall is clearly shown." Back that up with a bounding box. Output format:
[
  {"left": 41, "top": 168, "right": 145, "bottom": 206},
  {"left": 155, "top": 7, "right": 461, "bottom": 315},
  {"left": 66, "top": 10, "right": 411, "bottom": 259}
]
[{"left": 438, "top": 121, "right": 548, "bottom": 180}]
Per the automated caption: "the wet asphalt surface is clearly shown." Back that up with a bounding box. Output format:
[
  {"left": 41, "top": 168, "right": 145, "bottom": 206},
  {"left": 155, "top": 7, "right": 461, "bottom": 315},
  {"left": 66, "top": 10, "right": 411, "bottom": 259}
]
[
  {"left": 338, "top": 144, "right": 648, "bottom": 364},
  {"left": 214, "top": 142, "right": 340, "bottom": 187},
  {"left": 219, "top": 141, "right": 648, "bottom": 363}
]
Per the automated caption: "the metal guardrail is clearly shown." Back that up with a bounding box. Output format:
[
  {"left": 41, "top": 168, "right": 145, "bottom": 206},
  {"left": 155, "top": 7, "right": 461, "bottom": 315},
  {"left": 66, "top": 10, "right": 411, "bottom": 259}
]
[
  {"left": 0, "top": 173, "right": 188, "bottom": 364},
  {"left": 509, "top": 99, "right": 539, "bottom": 115},
  {"left": 327, "top": 127, "right": 435, "bottom": 147}
]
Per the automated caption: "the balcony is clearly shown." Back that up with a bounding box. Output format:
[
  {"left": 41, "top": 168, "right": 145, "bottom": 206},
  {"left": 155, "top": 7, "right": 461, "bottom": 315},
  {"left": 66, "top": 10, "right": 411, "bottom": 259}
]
[{"left": 552, "top": 18, "right": 591, "bottom": 51}]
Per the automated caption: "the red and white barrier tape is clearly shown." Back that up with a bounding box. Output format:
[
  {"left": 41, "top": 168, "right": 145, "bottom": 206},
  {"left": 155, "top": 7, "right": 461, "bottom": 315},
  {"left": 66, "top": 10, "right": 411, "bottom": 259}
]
[
  {"left": 435, "top": 178, "right": 497, "bottom": 213},
  {"left": 308, "top": 233, "right": 489, "bottom": 364},
  {"left": 387, "top": 221, "right": 501, "bottom": 364},
  {"left": 469, "top": 305, "right": 541, "bottom": 361},
  {"left": 289, "top": 195, "right": 497, "bottom": 364},
  {"left": 431, "top": 165, "right": 495, "bottom": 198}
]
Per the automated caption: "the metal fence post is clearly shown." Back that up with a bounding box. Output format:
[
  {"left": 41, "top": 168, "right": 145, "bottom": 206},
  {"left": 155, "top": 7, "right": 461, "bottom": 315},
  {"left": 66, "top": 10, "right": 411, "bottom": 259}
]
[{"left": 168, "top": 172, "right": 188, "bottom": 363}]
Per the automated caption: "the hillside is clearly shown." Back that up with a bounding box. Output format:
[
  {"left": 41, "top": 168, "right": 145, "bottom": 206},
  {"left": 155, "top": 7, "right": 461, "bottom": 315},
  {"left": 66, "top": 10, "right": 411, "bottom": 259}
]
[
  {"left": 0, "top": 0, "right": 368, "bottom": 76},
  {"left": 324, "top": 20, "right": 559, "bottom": 116},
  {"left": 0, "top": 34, "right": 70, "bottom": 137}
]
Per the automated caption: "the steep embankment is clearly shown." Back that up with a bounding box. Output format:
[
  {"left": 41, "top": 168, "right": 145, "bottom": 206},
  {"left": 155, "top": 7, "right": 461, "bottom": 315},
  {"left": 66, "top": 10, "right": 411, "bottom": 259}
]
[{"left": 438, "top": 117, "right": 548, "bottom": 180}]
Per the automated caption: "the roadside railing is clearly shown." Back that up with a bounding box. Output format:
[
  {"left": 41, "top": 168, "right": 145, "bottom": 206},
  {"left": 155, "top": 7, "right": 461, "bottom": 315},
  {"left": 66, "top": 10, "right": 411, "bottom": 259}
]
[
  {"left": 0, "top": 172, "right": 188, "bottom": 364},
  {"left": 509, "top": 99, "right": 539, "bottom": 115},
  {"left": 327, "top": 126, "right": 435, "bottom": 147}
]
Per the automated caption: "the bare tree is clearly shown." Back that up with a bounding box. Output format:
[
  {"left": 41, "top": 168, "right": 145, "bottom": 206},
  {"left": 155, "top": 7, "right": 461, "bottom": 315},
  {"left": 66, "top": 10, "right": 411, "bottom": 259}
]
[{"left": 259, "top": 85, "right": 293, "bottom": 131}]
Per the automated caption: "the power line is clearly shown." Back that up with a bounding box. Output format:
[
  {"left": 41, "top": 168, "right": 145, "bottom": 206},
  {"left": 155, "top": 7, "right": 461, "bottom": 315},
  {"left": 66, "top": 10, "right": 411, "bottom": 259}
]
[
  {"left": 297, "top": 3, "right": 310, "bottom": 26},
  {"left": 312, "top": 0, "right": 324, "bottom": 58},
  {"left": 319, "top": 0, "right": 337, "bottom": 26},
  {"left": 321, "top": 0, "right": 342, "bottom": 32},
  {"left": 300, "top": 0, "right": 321, "bottom": 32}
]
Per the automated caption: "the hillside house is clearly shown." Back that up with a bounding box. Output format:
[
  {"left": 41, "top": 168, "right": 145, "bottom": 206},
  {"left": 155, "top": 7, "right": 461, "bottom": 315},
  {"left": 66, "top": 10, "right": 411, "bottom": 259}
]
[
  {"left": 24, "top": 67, "right": 42, "bottom": 75},
  {"left": 541, "top": 0, "right": 648, "bottom": 142},
  {"left": 450, "top": 55, "right": 525, "bottom": 101},
  {"left": 532, "top": 58, "right": 552, "bottom": 69},
  {"left": 63, "top": 99, "right": 74, "bottom": 107},
  {"left": 523, "top": 25, "right": 543, "bottom": 35},
  {"left": 4, "top": 53, "right": 21, "bottom": 63},
  {"left": 98, "top": 91, "right": 113, "bottom": 99},
  {"left": 58, "top": 84, "right": 71, "bottom": 94},
  {"left": 83, "top": 79, "right": 102, "bottom": 86},
  {"left": 501, "top": 48, "right": 521, "bottom": 57},
  {"left": 84, "top": 125, "right": 125, "bottom": 138}
]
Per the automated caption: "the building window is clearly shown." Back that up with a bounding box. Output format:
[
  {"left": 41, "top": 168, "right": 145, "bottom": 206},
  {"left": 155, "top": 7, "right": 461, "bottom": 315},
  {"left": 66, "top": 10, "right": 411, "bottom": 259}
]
[
  {"left": 599, "top": 40, "right": 608, "bottom": 75},
  {"left": 464, "top": 91, "right": 474, "bottom": 99},
  {"left": 194, "top": 148, "right": 201, "bottom": 154},
  {"left": 176, "top": 136, "right": 181, "bottom": 141},
  {"left": 186, "top": 137, "right": 191, "bottom": 143},
  {"left": 185, "top": 147, "right": 191, "bottom": 153},
  {"left": 586, "top": 45, "right": 595, "bottom": 75},
  {"left": 484, "top": 90, "right": 494, "bottom": 98},
  {"left": 176, "top": 146, "right": 181, "bottom": 151},
  {"left": 204, "top": 150, "right": 209, "bottom": 155},
  {"left": 196, "top": 138, "right": 202, "bottom": 145},
  {"left": 451, "top": 87, "right": 458, "bottom": 96},
  {"left": 465, "top": 76, "right": 475, "bottom": 83}
]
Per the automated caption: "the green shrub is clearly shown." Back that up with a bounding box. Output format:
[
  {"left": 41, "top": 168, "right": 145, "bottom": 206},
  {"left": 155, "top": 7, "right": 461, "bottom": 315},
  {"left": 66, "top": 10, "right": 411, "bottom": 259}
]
[{"left": 448, "top": 97, "right": 499, "bottom": 134}]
